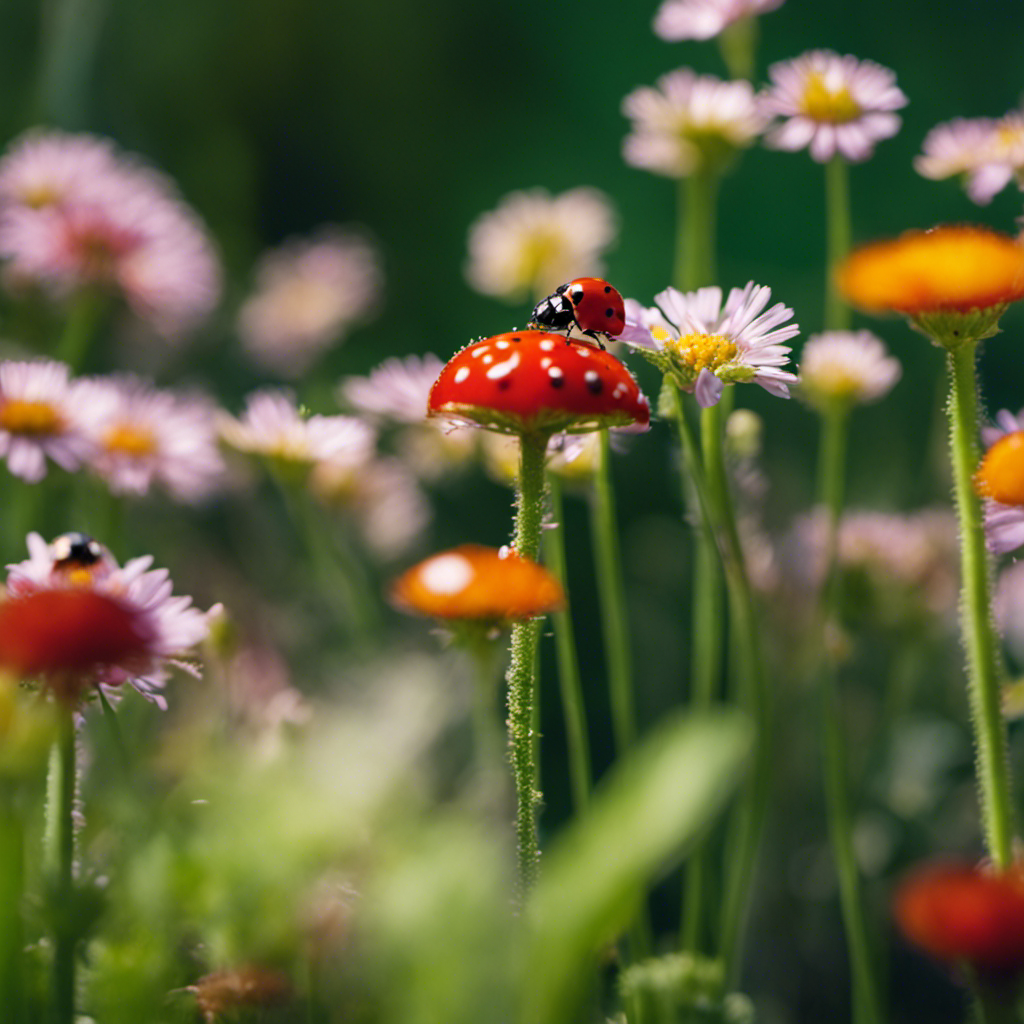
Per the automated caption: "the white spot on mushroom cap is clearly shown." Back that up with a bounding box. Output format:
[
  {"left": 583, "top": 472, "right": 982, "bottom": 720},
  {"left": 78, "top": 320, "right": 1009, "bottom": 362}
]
[
  {"left": 612, "top": 383, "right": 627, "bottom": 398},
  {"left": 483, "top": 354, "right": 494, "bottom": 364},
  {"left": 454, "top": 366, "right": 470, "bottom": 384},
  {"left": 584, "top": 370, "right": 599, "bottom": 383},
  {"left": 419, "top": 553, "right": 475, "bottom": 594},
  {"left": 540, "top": 339, "right": 556, "bottom": 352},
  {"left": 471, "top": 347, "right": 490, "bottom": 358},
  {"left": 548, "top": 366, "right": 564, "bottom": 379},
  {"left": 486, "top": 352, "right": 520, "bottom": 380},
  {"left": 578, "top": 348, "right": 590, "bottom": 358},
  {"left": 496, "top": 340, "right": 510, "bottom": 350},
  {"left": 540, "top": 357, "right": 553, "bottom": 368}
]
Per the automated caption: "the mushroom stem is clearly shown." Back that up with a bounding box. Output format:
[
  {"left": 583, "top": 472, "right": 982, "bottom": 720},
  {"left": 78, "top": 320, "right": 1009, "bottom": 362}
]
[{"left": 508, "top": 430, "right": 551, "bottom": 895}]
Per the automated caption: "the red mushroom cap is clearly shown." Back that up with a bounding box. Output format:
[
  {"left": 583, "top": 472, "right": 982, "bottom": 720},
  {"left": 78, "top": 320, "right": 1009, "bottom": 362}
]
[{"left": 427, "top": 330, "right": 650, "bottom": 436}]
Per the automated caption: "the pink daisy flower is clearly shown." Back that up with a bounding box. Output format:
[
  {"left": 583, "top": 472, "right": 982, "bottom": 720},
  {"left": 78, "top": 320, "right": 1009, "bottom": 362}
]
[
  {"left": 219, "top": 390, "right": 376, "bottom": 470},
  {"left": 238, "top": 227, "right": 381, "bottom": 376},
  {"left": 2, "top": 531, "right": 214, "bottom": 707},
  {"left": 760, "top": 51, "right": 907, "bottom": 163},
  {"left": 76, "top": 375, "right": 224, "bottom": 501},
  {"left": 621, "top": 69, "right": 766, "bottom": 178},
  {"left": 916, "top": 113, "right": 1024, "bottom": 205},
  {"left": 0, "top": 359, "right": 93, "bottom": 482},
  {"left": 621, "top": 282, "right": 799, "bottom": 407},
  {"left": 653, "top": 0, "right": 784, "bottom": 42},
  {"left": 0, "top": 129, "right": 221, "bottom": 337}
]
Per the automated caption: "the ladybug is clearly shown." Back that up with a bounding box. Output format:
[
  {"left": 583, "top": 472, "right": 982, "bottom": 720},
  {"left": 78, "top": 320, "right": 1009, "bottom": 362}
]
[
  {"left": 530, "top": 277, "right": 626, "bottom": 347},
  {"left": 50, "top": 532, "right": 104, "bottom": 571}
]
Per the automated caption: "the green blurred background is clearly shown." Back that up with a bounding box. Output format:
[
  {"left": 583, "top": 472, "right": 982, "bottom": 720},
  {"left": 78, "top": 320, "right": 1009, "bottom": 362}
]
[{"left": 5, "top": 1, "right": 1024, "bottom": 1020}]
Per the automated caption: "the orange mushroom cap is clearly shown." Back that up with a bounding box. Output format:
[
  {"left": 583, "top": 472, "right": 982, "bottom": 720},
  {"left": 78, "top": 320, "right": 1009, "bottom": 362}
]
[
  {"left": 390, "top": 544, "right": 564, "bottom": 622},
  {"left": 428, "top": 330, "right": 650, "bottom": 436},
  {"left": 976, "top": 431, "right": 1024, "bottom": 506},
  {"left": 836, "top": 225, "right": 1024, "bottom": 315},
  {"left": 894, "top": 863, "right": 1024, "bottom": 979}
]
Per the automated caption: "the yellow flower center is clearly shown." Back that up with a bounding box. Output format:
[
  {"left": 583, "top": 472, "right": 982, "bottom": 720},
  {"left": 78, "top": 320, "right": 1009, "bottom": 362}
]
[
  {"left": 21, "top": 185, "right": 59, "bottom": 209},
  {"left": 104, "top": 422, "right": 157, "bottom": 458},
  {"left": 976, "top": 431, "right": 1024, "bottom": 506},
  {"left": 801, "top": 73, "right": 862, "bottom": 124},
  {"left": 515, "top": 231, "right": 562, "bottom": 294},
  {"left": 0, "top": 400, "right": 63, "bottom": 436},
  {"left": 665, "top": 332, "right": 738, "bottom": 374}
]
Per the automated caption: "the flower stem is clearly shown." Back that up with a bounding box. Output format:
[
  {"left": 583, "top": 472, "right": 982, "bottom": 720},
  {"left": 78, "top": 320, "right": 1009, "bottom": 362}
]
[
  {"left": 817, "top": 401, "right": 884, "bottom": 1024},
  {"left": 45, "top": 704, "right": 77, "bottom": 1024},
  {"left": 675, "top": 171, "right": 719, "bottom": 292},
  {"left": 56, "top": 291, "right": 104, "bottom": 372},
  {"left": 544, "top": 472, "right": 591, "bottom": 811},
  {"left": 946, "top": 344, "right": 1015, "bottom": 868},
  {"left": 825, "top": 156, "right": 852, "bottom": 331},
  {"left": 592, "top": 428, "right": 637, "bottom": 753},
  {"left": 508, "top": 431, "right": 550, "bottom": 895},
  {"left": 681, "top": 401, "right": 727, "bottom": 953},
  {"left": 0, "top": 786, "right": 25, "bottom": 1024}
]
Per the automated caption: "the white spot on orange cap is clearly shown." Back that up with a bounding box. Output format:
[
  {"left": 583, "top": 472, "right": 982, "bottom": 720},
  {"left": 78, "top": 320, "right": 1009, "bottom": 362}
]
[
  {"left": 548, "top": 366, "right": 564, "bottom": 380},
  {"left": 471, "top": 347, "right": 490, "bottom": 358},
  {"left": 540, "top": 339, "right": 556, "bottom": 352},
  {"left": 454, "top": 366, "right": 470, "bottom": 384},
  {"left": 496, "top": 340, "right": 510, "bottom": 350},
  {"left": 419, "top": 553, "right": 475, "bottom": 595}
]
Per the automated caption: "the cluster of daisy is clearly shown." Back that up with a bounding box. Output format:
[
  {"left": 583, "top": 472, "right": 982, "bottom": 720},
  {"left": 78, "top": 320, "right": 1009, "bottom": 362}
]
[
  {"left": 615, "top": 0, "right": 909, "bottom": 185},
  {"left": 0, "top": 358, "right": 223, "bottom": 498},
  {"left": 0, "top": 130, "right": 221, "bottom": 337}
]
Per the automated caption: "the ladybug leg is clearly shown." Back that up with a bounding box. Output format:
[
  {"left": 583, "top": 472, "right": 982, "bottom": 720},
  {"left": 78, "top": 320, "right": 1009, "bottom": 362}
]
[{"left": 582, "top": 329, "right": 607, "bottom": 351}]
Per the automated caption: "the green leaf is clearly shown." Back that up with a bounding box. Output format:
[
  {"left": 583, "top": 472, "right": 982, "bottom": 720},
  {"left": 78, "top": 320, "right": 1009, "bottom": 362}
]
[{"left": 522, "top": 710, "right": 752, "bottom": 1024}]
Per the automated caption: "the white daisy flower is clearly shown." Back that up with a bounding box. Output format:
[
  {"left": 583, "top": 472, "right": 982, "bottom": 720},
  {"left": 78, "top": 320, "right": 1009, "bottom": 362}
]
[
  {"left": 76, "top": 375, "right": 224, "bottom": 501},
  {"left": 2, "top": 531, "right": 214, "bottom": 708},
  {"left": 760, "top": 51, "right": 907, "bottom": 163},
  {"left": 653, "top": 0, "right": 784, "bottom": 41},
  {"left": 238, "top": 227, "right": 381, "bottom": 376},
  {"left": 622, "top": 69, "right": 766, "bottom": 178},
  {"left": 0, "top": 359, "right": 93, "bottom": 482},
  {"left": 621, "top": 281, "right": 799, "bottom": 407},
  {"left": 465, "top": 187, "right": 617, "bottom": 303},
  {"left": 797, "top": 330, "right": 901, "bottom": 411},
  {"left": 219, "top": 390, "right": 375, "bottom": 471}
]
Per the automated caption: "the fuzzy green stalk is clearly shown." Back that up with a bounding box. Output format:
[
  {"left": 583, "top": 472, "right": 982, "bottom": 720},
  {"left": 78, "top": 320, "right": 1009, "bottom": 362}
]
[
  {"left": 45, "top": 704, "right": 77, "bottom": 1024},
  {"left": 508, "top": 431, "right": 550, "bottom": 895},
  {"left": 37, "top": 0, "right": 110, "bottom": 128},
  {"left": 544, "top": 472, "right": 591, "bottom": 811},
  {"left": 824, "top": 157, "right": 852, "bottom": 332},
  {"left": 946, "top": 344, "right": 1015, "bottom": 868},
  {"left": 816, "top": 400, "right": 884, "bottom": 1024},
  {"left": 0, "top": 787, "right": 24, "bottom": 1023},
  {"left": 592, "top": 428, "right": 637, "bottom": 753}
]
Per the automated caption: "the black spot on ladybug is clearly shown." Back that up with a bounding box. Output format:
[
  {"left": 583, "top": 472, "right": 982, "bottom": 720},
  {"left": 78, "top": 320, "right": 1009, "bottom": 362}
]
[
  {"left": 584, "top": 370, "right": 603, "bottom": 394},
  {"left": 603, "top": 285, "right": 612, "bottom": 293},
  {"left": 605, "top": 308, "right": 614, "bottom": 318}
]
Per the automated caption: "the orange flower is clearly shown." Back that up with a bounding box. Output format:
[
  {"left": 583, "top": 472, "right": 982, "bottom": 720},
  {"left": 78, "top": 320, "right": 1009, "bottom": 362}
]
[
  {"left": 836, "top": 226, "right": 1024, "bottom": 315},
  {"left": 894, "top": 863, "right": 1024, "bottom": 979},
  {"left": 390, "top": 544, "right": 564, "bottom": 623},
  {"left": 976, "top": 431, "right": 1024, "bottom": 506}
]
